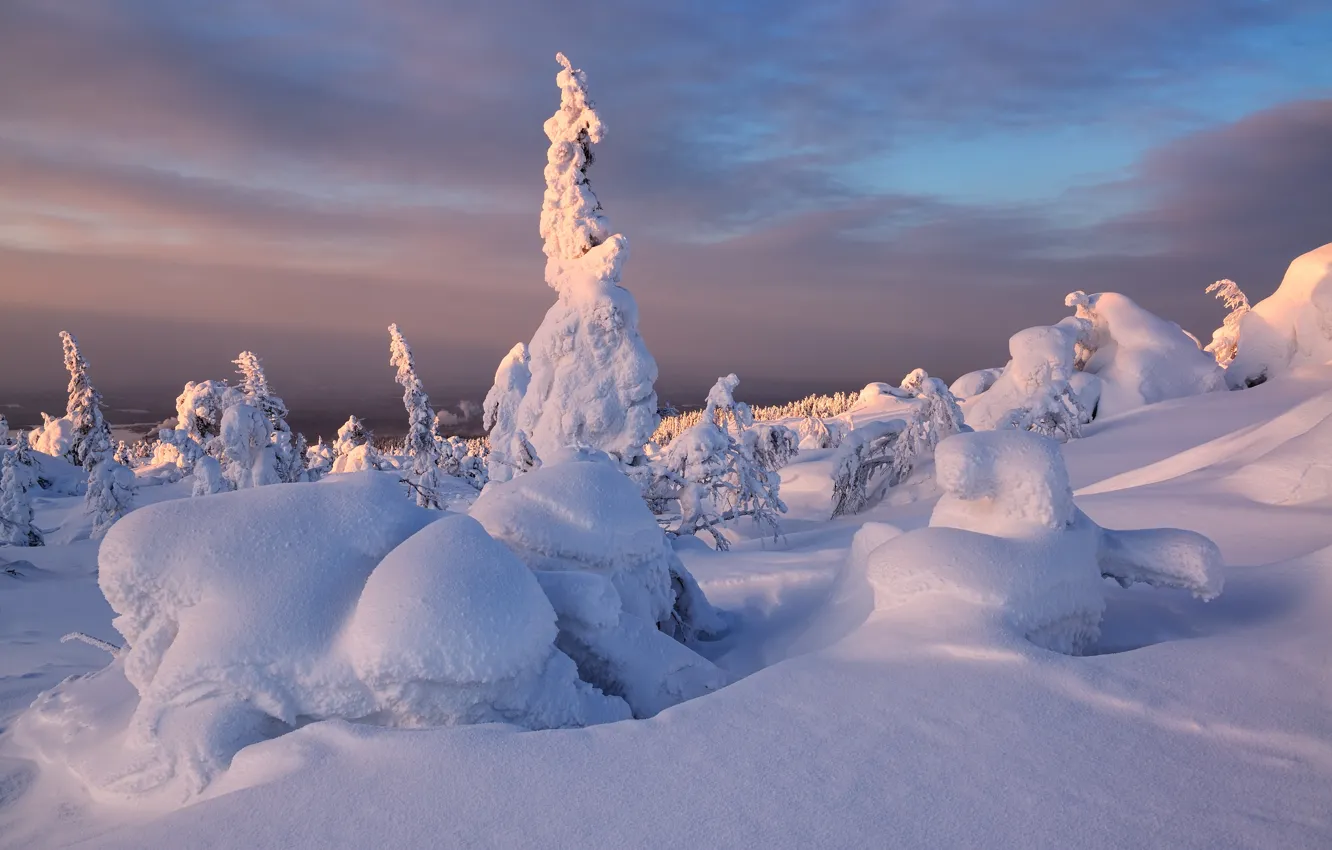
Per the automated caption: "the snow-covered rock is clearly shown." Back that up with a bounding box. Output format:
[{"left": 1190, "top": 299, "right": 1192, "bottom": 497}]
[
  {"left": 1227, "top": 243, "right": 1332, "bottom": 388},
  {"left": 859, "top": 431, "right": 1223, "bottom": 654}
]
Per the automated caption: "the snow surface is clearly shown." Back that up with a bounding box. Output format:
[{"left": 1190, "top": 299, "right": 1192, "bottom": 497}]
[
  {"left": 1228, "top": 242, "right": 1332, "bottom": 387},
  {"left": 5, "top": 384, "right": 1332, "bottom": 848}
]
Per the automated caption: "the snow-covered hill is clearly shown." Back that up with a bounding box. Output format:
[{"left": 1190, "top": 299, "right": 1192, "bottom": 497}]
[{"left": 3, "top": 368, "right": 1331, "bottom": 849}]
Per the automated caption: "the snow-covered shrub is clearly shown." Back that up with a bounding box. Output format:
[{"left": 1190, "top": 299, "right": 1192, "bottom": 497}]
[
  {"left": 470, "top": 452, "right": 725, "bottom": 715},
  {"left": 1065, "top": 290, "right": 1224, "bottom": 416},
  {"left": 504, "top": 54, "right": 659, "bottom": 469},
  {"left": 964, "top": 324, "right": 1088, "bottom": 440},
  {"left": 60, "top": 332, "right": 114, "bottom": 469},
  {"left": 234, "top": 352, "right": 303, "bottom": 484},
  {"left": 860, "top": 430, "right": 1222, "bottom": 654},
  {"left": 218, "top": 403, "right": 279, "bottom": 490},
  {"left": 304, "top": 438, "right": 334, "bottom": 482},
  {"left": 332, "top": 415, "right": 373, "bottom": 459},
  {"left": 0, "top": 448, "right": 42, "bottom": 546},
  {"left": 1227, "top": 243, "right": 1332, "bottom": 388},
  {"left": 1203, "top": 279, "right": 1250, "bottom": 368},
  {"left": 648, "top": 375, "right": 787, "bottom": 549},
  {"left": 13, "top": 474, "right": 631, "bottom": 801},
  {"left": 191, "top": 455, "right": 226, "bottom": 497},
  {"left": 830, "top": 419, "right": 908, "bottom": 517},
  {"left": 86, "top": 458, "right": 135, "bottom": 539},
  {"left": 483, "top": 342, "right": 532, "bottom": 483},
  {"left": 795, "top": 416, "right": 843, "bottom": 450}
]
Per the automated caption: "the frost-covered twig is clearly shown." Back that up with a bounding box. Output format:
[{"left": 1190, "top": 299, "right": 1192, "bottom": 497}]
[{"left": 61, "top": 631, "right": 124, "bottom": 657}]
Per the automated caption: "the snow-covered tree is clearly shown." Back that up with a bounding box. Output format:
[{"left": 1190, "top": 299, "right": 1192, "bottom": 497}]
[
  {"left": 233, "top": 352, "right": 302, "bottom": 483},
  {"left": 304, "top": 438, "right": 334, "bottom": 482},
  {"left": 113, "top": 440, "right": 132, "bottom": 467},
  {"left": 483, "top": 342, "right": 532, "bottom": 483},
  {"left": 1204, "top": 279, "right": 1251, "bottom": 367},
  {"left": 11, "top": 432, "right": 40, "bottom": 492},
  {"left": 648, "top": 375, "right": 786, "bottom": 549},
  {"left": 890, "top": 376, "right": 968, "bottom": 483},
  {"left": 506, "top": 54, "right": 659, "bottom": 470},
  {"left": 830, "top": 420, "right": 908, "bottom": 518},
  {"left": 60, "top": 331, "right": 112, "bottom": 469},
  {"left": 388, "top": 324, "right": 446, "bottom": 508},
  {"left": 0, "top": 449, "right": 42, "bottom": 546},
  {"left": 333, "top": 415, "right": 373, "bottom": 458},
  {"left": 175, "top": 380, "right": 230, "bottom": 444},
  {"left": 0, "top": 414, "right": 9, "bottom": 447},
  {"left": 440, "top": 436, "right": 487, "bottom": 491},
  {"left": 86, "top": 458, "right": 134, "bottom": 539},
  {"left": 218, "top": 403, "right": 279, "bottom": 490}
]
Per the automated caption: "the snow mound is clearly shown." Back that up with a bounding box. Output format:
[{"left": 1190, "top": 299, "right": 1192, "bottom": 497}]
[
  {"left": 1227, "top": 243, "right": 1332, "bottom": 387},
  {"left": 859, "top": 431, "right": 1222, "bottom": 654},
  {"left": 1072, "top": 292, "right": 1225, "bottom": 417},
  {"left": 948, "top": 368, "right": 1003, "bottom": 400},
  {"left": 13, "top": 474, "right": 628, "bottom": 802},
  {"left": 470, "top": 453, "right": 726, "bottom": 717}
]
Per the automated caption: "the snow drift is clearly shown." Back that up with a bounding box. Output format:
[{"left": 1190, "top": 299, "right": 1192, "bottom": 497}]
[
  {"left": 857, "top": 431, "right": 1223, "bottom": 654},
  {"left": 12, "top": 474, "right": 629, "bottom": 802},
  {"left": 1227, "top": 242, "right": 1332, "bottom": 388}
]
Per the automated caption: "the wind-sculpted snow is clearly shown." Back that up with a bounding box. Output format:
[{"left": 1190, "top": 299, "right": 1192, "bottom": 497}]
[
  {"left": 470, "top": 452, "right": 726, "bottom": 717},
  {"left": 1069, "top": 291, "right": 1224, "bottom": 417},
  {"left": 11, "top": 474, "right": 629, "bottom": 802},
  {"left": 1227, "top": 242, "right": 1332, "bottom": 388},
  {"left": 858, "top": 431, "right": 1222, "bottom": 654}
]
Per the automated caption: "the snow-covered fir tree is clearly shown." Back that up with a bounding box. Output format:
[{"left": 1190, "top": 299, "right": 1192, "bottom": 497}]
[
  {"left": 0, "top": 449, "right": 42, "bottom": 547},
  {"left": 113, "top": 440, "right": 132, "bottom": 467},
  {"left": 86, "top": 458, "right": 134, "bottom": 539},
  {"left": 388, "top": 324, "right": 446, "bottom": 508},
  {"left": 502, "top": 54, "right": 659, "bottom": 470},
  {"left": 1204, "top": 279, "right": 1251, "bottom": 367},
  {"left": 483, "top": 342, "right": 532, "bottom": 483},
  {"left": 0, "top": 414, "right": 9, "bottom": 447},
  {"left": 60, "top": 331, "right": 112, "bottom": 469},
  {"left": 649, "top": 374, "right": 786, "bottom": 550},
  {"left": 233, "top": 352, "right": 302, "bottom": 483}
]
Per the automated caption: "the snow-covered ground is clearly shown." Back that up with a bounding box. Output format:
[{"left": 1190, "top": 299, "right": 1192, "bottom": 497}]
[{"left": 3, "top": 368, "right": 1331, "bottom": 849}]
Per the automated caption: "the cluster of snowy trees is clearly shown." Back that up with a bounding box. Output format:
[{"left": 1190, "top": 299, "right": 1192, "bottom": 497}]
[
  {"left": 2, "top": 333, "right": 134, "bottom": 545},
  {"left": 652, "top": 390, "right": 857, "bottom": 447}
]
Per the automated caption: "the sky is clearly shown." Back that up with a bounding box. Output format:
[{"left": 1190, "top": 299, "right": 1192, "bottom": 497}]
[{"left": 2, "top": 0, "right": 1331, "bottom": 431}]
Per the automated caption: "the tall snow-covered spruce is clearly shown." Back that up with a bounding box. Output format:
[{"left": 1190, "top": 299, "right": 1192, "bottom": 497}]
[
  {"left": 388, "top": 324, "right": 446, "bottom": 508},
  {"left": 490, "top": 53, "right": 659, "bottom": 470},
  {"left": 234, "top": 352, "right": 304, "bottom": 483},
  {"left": 60, "top": 332, "right": 112, "bottom": 468}
]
